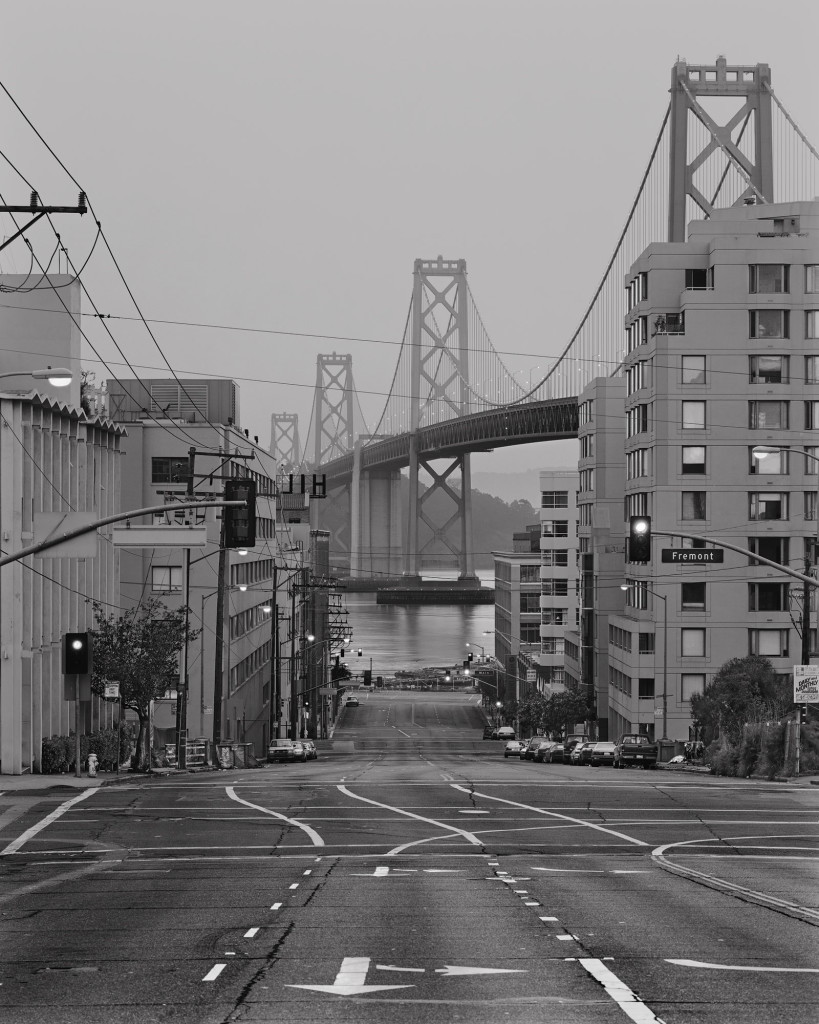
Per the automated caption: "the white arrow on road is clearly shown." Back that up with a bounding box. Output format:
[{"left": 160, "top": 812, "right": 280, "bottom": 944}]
[
  {"left": 435, "top": 965, "right": 527, "bottom": 976},
  {"left": 287, "top": 957, "right": 415, "bottom": 996},
  {"left": 350, "top": 866, "right": 418, "bottom": 877}
]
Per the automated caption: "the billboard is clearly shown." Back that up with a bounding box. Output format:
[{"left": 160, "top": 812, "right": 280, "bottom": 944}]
[{"left": 793, "top": 666, "right": 819, "bottom": 703}]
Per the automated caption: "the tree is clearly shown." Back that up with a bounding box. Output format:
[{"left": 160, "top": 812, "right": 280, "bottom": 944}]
[
  {"left": 688, "top": 655, "right": 792, "bottom": 743},
  {"left": 518, "top": 689, "right": 549, "bottom": 735},
  {"left": 90, "top": 598, "right": 200, "bottom": 770},
  {"left": 541, "top": 690, "right": 590, "bottom": 739}
]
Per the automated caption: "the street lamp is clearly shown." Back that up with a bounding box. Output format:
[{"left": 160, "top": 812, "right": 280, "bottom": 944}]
[
  {"left": 0, "top": 366, "right": 73, "bottom": 387},
  {"left": 753, "top": 444, "right": 819, "bottom": 666},
  {"left": 466, "top": 641, "right": 486, "bottom": 660},
  {"left": 622, "top": 583, "right": 668, "bottom": 741}
]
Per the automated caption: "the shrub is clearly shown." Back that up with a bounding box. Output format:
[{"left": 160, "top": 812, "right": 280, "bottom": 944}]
[
  {"left": 40, "top": 735, "right": 69, "bottom": 774},
  {"left": 707, "top": 736, "right": 740, "bottom": 776},
  {"left": 737, "top": 728, "right": 761, "bottom": 778}
]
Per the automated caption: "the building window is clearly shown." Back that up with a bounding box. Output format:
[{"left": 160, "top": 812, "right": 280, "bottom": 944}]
[
  {"left": 807, "top": 266, "right": 819, "bottom": 294},
  {"left": 542, "top": 638, "right": 565, "bottom": 656},
  {"left": 682, "top": 401, "right": 705, "bottom": 429},
  {"left": 623, "top": 579, "right": 648, "bottom": 610},
  {"left": 638, "top": 677, "right": 655, "bottom": 698},
  {"left": 805, "top": 492, "right": 817, "bottom": 523},
  {"left": 626, "top": 492, "right": 649, "bottom": 518},
  {"left": 520, "top": 593, "right": 541, "bottom": 613},
  {"left": 541, "top": 579, "right": 569, "bottom": 597},
  {"left": 749, "top": 264, "right": 789, "bottom": 294},
  {"left": 520, "top": 623, "right": 541, "bottom": 644},
  {"left": 805, "top": 312, "right": 819, "bottom": 339},
  {"left": 748, "top": 536, "right": 789, "bottom": 566},
  {"left": 541, "top": 550, "right": 569, "bottom": 567},
  {"left": 806, "top": 402, "right": 819, "bottom": 430},
  {"left": 653, "top": 313, "right": 685, "bottom": 335},
  {"left": 749, "top": 401, "right": 789, "bottom": 429},
  {"left": 749, "top": 355, "right": 788, "bottom": 384},
  {"left": 748, "top": 582, "right": 789, "bottom": 612},
  {"left": 681, "top": 674, "right": 705, "bottom": 701},
  {"left": 749, "top": 492, "right": 788, "bottom": 521},
  {"left": 749, "top": 629, "right": 789, "bottom": 657},
  {"left": 520, "top": 564, "right": 540, "bottom": 583},
  {"left": 682, "top": 356, "right": 706, "bottom": 384},
  {"left": 750, "top": 446, "right": 788, "bottom": 475},
  {"left": 542, "top": 608, "right": 568, "bottom": 625},
  {"left": 578, "top": 399, "right": 593, "bottom": 427},
  {"left": 626, "top": 360, "right": 649, "bottom": 394},
  {"left": 579, "top": 434, "right": 594, "bottom": 458},
  {"left": 627, "top": 404, "right": 649, "bottom": 437},
  {"left": 682, "top": 492, "right": 706, "bottom": 520},
  {"left": 151, "top": 456, "right": 191, "bottom": 484},
  {"left": 685, "top": 267, "right": 713, "bottom": 290},
  {"left": 681, "top": 581, "right": 706, "bottom": 610},
  {"left": 682, "top": 446, "right": 706, "bottom": 475},
  {"left": 749, "top": 310, "right": 789, "bottom": 338},
  {"left": 806, "top": 356, "right": 819, "bottom": 385},
  {"left": 541, "top": 491, "right": 569, "bottom": 508},
  {"left": 627, "top": 448, "right": 650, "bottom": 480},
  {"left": 638, "top": 633, "right": 655, "bottom": 654},
  {"left": 681, "top": 628, "right": 706, "bottom": 657},
  {"left": 542, "top": 520, "right": 569, "bottom": 537},
  {"left": 152, "top": 566, "right": 182, "bottom": 592},
  {"left": 805, "top": 447, "right": 819, "bottom": 476},
  {"left": 579, "top": 467, "right": 595, "bottom": 492}
]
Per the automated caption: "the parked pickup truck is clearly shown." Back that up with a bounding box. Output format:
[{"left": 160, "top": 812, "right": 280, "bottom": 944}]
[{"left": 614, "top": 734, "right": 659, "bottom": 769}]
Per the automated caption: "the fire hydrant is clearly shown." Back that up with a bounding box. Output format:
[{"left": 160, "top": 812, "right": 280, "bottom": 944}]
[{"left": 87, "top": 753, "right": 98, "bottom": 777}]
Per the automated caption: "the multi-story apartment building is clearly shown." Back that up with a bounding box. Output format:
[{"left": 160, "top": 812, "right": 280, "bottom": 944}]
[
  {"left": 603, "top": 199, "right": 819, "bottom": 742},
  {"left": 108, "top": 378, "right": 314, "bottom": 759},
  {"left": 0, "top": 277, "right": 124, "bottom": 774},
  {"left": 492, "top": 470, "right": 579, "bottom": 711}
]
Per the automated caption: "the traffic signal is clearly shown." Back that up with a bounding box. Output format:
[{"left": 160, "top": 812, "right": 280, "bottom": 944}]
[
  {"left": 363, "top": 669, "right": 372, "bottom": 686},
  {"left": 357, "top": 648, "right": 363, "bottom": 657},
  {"left": 302, "top": 695, "right": 310, "bottom": 708},
  {"left": 628, "top": 515, "right": 651, "bottom": 562},
  {"left": 224, "top": 478, "right": 257, "bottom": 548},
  {"left": 467, "top": 652, "right": 474, "bottom": 663},
  {"left": 62, "top": 632, "right": 91, "bottom": 675}
]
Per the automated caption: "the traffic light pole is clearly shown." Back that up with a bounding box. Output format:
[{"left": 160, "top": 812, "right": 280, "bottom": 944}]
[{"left": 74, "top": 676, "right": 81, "bottom": 778}]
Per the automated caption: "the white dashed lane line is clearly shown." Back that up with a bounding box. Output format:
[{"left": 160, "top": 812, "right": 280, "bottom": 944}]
[
  {"left": 202, "top": 964, "right": 227, "bottom": 982},
  {"left": 244, "top": 928, "right": 260, "bottom": 938}
]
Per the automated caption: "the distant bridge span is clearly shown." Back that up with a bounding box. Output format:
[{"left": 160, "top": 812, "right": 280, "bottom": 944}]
[{"left": 320, "top": 397, "right": 579, "bottom": 485}]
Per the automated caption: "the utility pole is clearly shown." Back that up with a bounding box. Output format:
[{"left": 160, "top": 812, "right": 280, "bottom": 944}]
[{"left": 176, "top": 446, "right": 196, "bottom": 769}]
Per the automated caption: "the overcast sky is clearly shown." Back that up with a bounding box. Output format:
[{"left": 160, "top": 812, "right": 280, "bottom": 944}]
[{"left": 2, "top": 0, "right": 818, "bottom": 483}]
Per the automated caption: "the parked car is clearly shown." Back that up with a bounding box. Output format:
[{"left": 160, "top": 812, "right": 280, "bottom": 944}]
[
  {"left": 345, "top": 696, "right": 360, "bottom": 707},
  {"left": 302, "top": 739, "right": 318, "bottom": 760},
  {"left": 534, "top": 741, "right": 558, "bottom": 763},
  {"left": 614, "top": 733, "right": 659, "bottom": 769},
  {"left": 562, "top": 733, "right": 587, "bottom": 761},
  {"left": 496, "top": 726, "right": 516, "bottom": 741},
  {"left": 504, "top": 739, "right": 526, "bottom": 758},
  {"left": 267, "top": 739, "right": 305, "bottom": 764},
  {"left": 482, "top": 725, "right": 494, "bottom": 739},
  {"left": 589, "top": 741, "right": 616, "bottom": 767},
  {"left": 544, "top": 742, "right": 565, "bottom": 763},
  {"left": 570, "top": 741, "right": 596, "bottom": 766},
  {"left": 522, "top": 737, "right": 551, "bottom": 761}
]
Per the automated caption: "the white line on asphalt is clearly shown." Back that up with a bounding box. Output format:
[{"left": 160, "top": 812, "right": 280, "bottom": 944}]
[
  {"left": 225, "top": 787, "right": 325, "bottom": 846},
  {"left": 302, "top": 869, "right": 312, "bottom": 875},
  {"left": 578, "top": 957, "right": 662, "bottom": 1023},
  {"left": 557, "top": 935, "right": 576, "bottom": 941},
  {"left": 0, "top": 788, "right": 96, "bottom": 856},
  {"left": 449, "top": 785, "right": 649, "bottom": 846},
  {"left": 667, "top": 959, "right": 819, "bottom": 973},
  {"left": 270, "top": 902, "right": 282, "bottom": 910},
  {"left": 337, "top": 785, "right": 482, "bottom": 851},
  {"left": 289, "top": 883, "right": 299, "bottom": 889},
  {"left": 539, "top": 916, "right": 559, "bottom": 921},
  {"left": 244, "top": 928, "right": 259, "bottom": 938},
  {"left": 202, "top": 964, "right": 227, "bottom": 982}
]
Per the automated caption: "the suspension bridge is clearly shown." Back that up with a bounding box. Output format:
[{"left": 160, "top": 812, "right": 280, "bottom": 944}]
[{"left": 269, "top": 57, "right": 819, "bottom": 581}]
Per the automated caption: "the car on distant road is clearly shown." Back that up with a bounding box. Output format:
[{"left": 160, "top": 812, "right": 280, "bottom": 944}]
[
  {"left": 267, "top": 739, "right": 307, "bottom": 764},
  {"left": 345, "top": 696, "right": 360, "bottom": 707},
  {"left": 496, "top": 726, "right": 516, "bottom": 741},
  {"left": 589, "top": 741, "right": 616, "bottom": 767},
  {"left": 522, "top": 737, "right": 551, "bottom": 761},
  {"left": 569, "top": 741, "right": 596, "bottom": 766},
  {"left": 503, "top": 740, "right": 526, "bottom": 758}
]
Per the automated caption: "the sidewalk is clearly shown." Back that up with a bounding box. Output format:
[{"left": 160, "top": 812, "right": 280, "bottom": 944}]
[{"left": 0, "top": 767, "right": 218, "bottom": 793}]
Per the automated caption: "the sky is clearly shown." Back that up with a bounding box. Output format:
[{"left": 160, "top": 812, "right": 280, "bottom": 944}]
[{"left": 1, "top": 0, "right": 818, "bottom": 487}]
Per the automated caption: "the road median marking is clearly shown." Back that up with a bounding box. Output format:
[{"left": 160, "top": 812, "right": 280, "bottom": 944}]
[
  {"left": 667, "top": 959, "right": 819, "bottom": 973},
  {"left": 0, "top": 788, "right": 96, "bottom": 856},
  {"left": 578, "top": 958, "right": 663, "bottom": 1023},
  {"left": 225, "top": 787, "right": 324, "bottom": 846}
]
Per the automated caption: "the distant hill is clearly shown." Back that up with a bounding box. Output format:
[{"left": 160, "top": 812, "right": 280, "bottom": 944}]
[{"left": 472, "top": 468, "right": 576, "bottom": 507}]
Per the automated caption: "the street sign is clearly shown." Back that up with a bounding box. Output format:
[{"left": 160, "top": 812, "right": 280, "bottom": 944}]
[
  {"left": 104, "top": 682, "right": 120, "bottom": 699},
  {"left": 526, "top": 669, "right": 537, "bottom": 683},
  {"left": 794, "top": 665, "right": 819, "bottom": 703},
  {"left": 661, "top": 548, "right": 723, "bottom": 563}
]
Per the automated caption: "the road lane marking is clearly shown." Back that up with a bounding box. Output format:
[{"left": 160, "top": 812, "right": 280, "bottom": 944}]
[
  {"left": 667, "top": 959, "right": 819, "bottom": 973},
  {"left": 578, "top": 958, "right": 662, "bottom": 1023},
  {"left": 225, "top": 787, "right": 325, "bottom": 846},
  {"left": 557, "top": 935, "right": 576, "bottom": 941},
  {"left": 450, "top": 785, "right": 648, "bottom": 846},
  {"left": 0, "top": 789, "right": 96, "bottom": 856},
  {"left": 289, "top": 883, "right": 299, "bottom": 889},
  {"left": 244, "top": 928, "right": 260, "bottom": 938},
  {"left": 287, "top": 956, "right": 415, "bottom": 996},
  {"left": 377, "top": 965, "right": 425, "bottom": 973},
  {"left": 338, "top": 785, "right": 482, "bottom": 851},
  {"left": 435, "top": 965, "right": 527, "bottom": 976},
  {"left": 202, "top": 964, "right": 227, "bottom": 982},
  {"left": 270, "top": 902, "right": 282, "bottom": 910},
  {"left": 302, "top": 869, "right": 312, "bottom": 875},
  {"left": 540, "top": 916, "right": 559, "bottom": 922}
]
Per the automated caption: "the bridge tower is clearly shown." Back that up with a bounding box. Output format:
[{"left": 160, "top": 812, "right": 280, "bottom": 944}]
[
  {"left": 313, "top": 353, "right": 355, "bottom": 466},
  {"left": 668, "top": 56, "right": 773, "bottom": 242},
  {"left": 269, "top": 412, "right": 301, "bottom": 472},
  {"left": 404, "top": 257, "right": 476, "bottom": 580}
]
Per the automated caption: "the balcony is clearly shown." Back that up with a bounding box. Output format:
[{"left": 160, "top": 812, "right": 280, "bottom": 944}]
[{"left": 652, "top": 313, "right": 685, "bottom": 336}]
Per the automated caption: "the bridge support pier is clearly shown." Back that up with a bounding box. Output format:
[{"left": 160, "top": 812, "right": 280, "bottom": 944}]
[{"left": 350, "top": 440, "right": 402, "bottom": 578}]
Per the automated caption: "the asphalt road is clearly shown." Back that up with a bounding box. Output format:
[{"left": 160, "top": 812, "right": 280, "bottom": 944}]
[{"left": 1, "top": 690, "right": 817, "bottom": 1023}]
